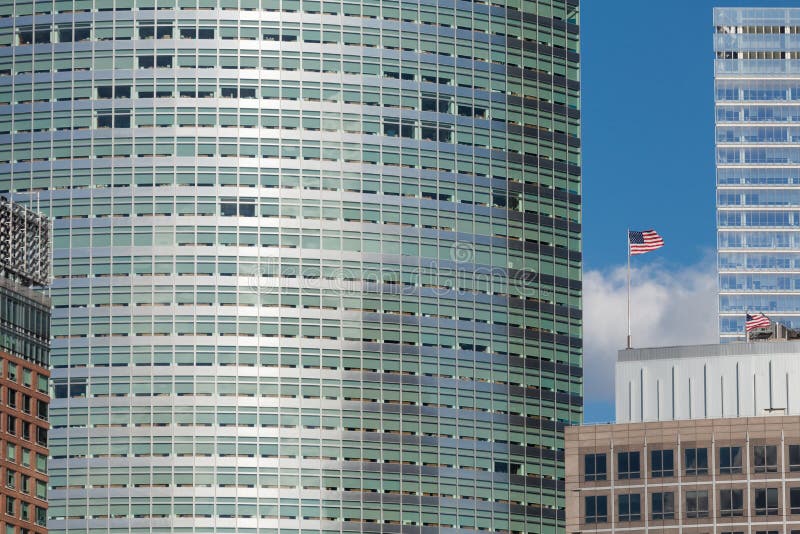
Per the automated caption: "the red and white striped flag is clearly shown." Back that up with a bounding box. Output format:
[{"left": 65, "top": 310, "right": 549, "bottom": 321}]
[
  {"left": 628, "top": 229, "right": 665, "bottom": 256},
  {"left": 746, "top": 313, "right": 771, "bottom": 332}
]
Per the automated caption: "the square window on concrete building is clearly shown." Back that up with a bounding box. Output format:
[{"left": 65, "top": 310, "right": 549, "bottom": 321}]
[
  {"left": 685, "top": 447, "right": 708, "bottom": 475},
  {"left": 790, "top": 487, "right": 800, "bottom": 514},
  {"left": 686, "top": 490, "right": 709, "bottom": 518},
  {"left": 584, "top": 453, "right": 606, "bottom": 481},
  {"left": 720, "top": 488, "right": 744, "bottom": 516},
  {"left": 584, "top": 495, "right": 607, "bottom": 524},
  {"left": 651, "top": 492, "right": 674, "bottom": 520},
  {"left": 790, "top": 445, "right": 800, "bottom": 471},
  {"left": 754, "top": 445, "right": 778, "bottom": 472},
  {"left": 720, "top": 446, "right": 743, "bottom": 474},
  {"left": 651, "top": 449, "right": 674, "bottom": 478},
  {"left": 617, "top": 493, "right": 640, "bottom": 522},
  {"left": 755, "top": 487, "right": 779, "bottom": 515},
  {"left": 617, "top": 451, "right": 640, "bottom": 480}
]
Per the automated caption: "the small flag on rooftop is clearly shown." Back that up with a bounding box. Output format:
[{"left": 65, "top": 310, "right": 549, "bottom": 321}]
[
  {"left": 628, "top": 230, "right": 665, "bottom": 256},
  {"left": 746, "top": 313, "right": 771, "bottom": 332}
]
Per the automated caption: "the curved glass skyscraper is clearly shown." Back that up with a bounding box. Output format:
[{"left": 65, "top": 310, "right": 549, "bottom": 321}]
[{"left": 0, "top": 0, "right": 581, "bottom": 532}]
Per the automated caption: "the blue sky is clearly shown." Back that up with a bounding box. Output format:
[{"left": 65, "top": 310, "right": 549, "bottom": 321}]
[{"left": 580, "top": 1, "right": 800, "bottom": 422}]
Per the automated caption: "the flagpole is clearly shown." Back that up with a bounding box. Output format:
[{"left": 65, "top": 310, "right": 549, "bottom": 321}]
[
  {"left": 627, "top": 228, "right": 632, "bottom": 349},
  {"left": 745, "top": 312, "right": 748, "bottom": 343}
]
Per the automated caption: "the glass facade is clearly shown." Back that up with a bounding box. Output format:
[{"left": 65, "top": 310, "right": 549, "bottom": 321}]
[
  {"left": 0, "top": 0, "right": 581, "bottom": 532},
  {"left": 0, "top": 280, "right": 50, "bottom": 367},
  {"left": 715, "top": 8, "right": 800, "bottom": 341}
]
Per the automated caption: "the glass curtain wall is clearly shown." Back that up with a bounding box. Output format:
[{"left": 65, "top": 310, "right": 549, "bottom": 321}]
[
  {"left": 716, "top": 8, "right": 800, "bottom": 340},
  {"left": 0, "top": 0, "right": 581, "bottom": 532}
]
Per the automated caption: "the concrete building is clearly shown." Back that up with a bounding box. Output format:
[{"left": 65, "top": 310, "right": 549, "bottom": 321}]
[
  {"left": 0, "top": 197, "right": 51, "bottom": 534},
  {"left": 569, "top": 337, "right": 800, "bottom": 534},
  {"left": 567, "top": 415, "right": 800, "bottom": 534},
  {"left": 616, "top": 341, "right": 800, "bottom": 423},
  {"left": 0, "top": 1, "right": 582, "bottom": 532}
]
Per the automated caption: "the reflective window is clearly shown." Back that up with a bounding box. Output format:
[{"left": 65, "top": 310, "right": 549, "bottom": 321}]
[
  {"left": 651, "top": 492, "right": 674, "bottom": 520},
  {"left": 584, "top": 453, "right": 606, "bottom": 481},
  {"left": 790, "top": 487, "right": 800, "bottom": 514},
  {"left": 686, "top": 490, "right": 709, "bottom": 518},
  {"left": 754, "top": 445, "right": 778, "bottom": 472},
  {"left": 720, "top": 488, "right": 744, "bottom": 516},
  {"left": 584, "top": 495, "right": 607, "bottom": 524},
  {"left": 754, "top": 487, "right": 779, "bottom": 515},
  {"left": 685, "top": 447, "right": 708, "bottom": 475},
  {"left": 618, "top": 494, "right": 640, "bottom": 522},
  {"left": 617, "top": 451, "right": 640, "bottom": 480},
  {"left": 720, "top": 446, "right": 743, "bottom": 474},
  {"left": 650, "top": 449, "right": 674, "bottom": 478}
]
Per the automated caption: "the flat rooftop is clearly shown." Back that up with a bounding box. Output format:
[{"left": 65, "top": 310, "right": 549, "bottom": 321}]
[{"left": 618, "top": 340, "right": 800, "bottom": 363}]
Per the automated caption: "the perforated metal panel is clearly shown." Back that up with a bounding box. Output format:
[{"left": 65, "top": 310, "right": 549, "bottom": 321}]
[{"left": 0, "top": 196, "right": 50, "bottom": 286}]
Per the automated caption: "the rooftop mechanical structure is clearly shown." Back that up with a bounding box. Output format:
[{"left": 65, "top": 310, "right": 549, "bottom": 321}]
[{"left": 0, "top": 196, "right": 50, "bottom": 287}]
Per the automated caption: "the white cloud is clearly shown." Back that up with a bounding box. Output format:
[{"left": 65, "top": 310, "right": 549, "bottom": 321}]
[{"left": 582, "top": 259, "right": 718, "bottom": 409}]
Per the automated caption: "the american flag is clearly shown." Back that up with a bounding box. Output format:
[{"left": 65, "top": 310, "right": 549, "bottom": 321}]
[
  {"left": 745, "top": 313, "right": 771, "bottom": 332},
  {"left": 629, "top": 230, "right": 665, "bottom": 256}
]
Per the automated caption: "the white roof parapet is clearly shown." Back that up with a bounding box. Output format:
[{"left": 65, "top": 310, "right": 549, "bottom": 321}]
[
  {"left": 616, "top": 340, "right": 800, "bottom": 423},
  {"left": 618, "top": 340, "right": 800, "bottom": 362}
]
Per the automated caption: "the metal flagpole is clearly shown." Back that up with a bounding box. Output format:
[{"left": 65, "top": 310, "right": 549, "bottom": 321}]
[
  {"left": 745, "top": 312, "right": 748, "bottom": 343},
  {"left": 627, "top": 228, "right": 632, "bottom": 349}
]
